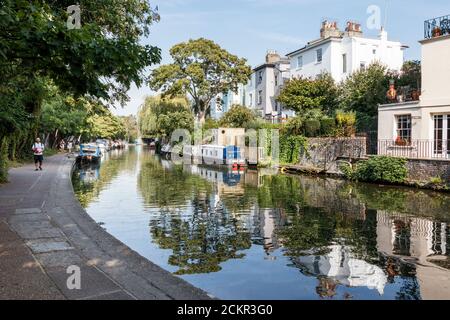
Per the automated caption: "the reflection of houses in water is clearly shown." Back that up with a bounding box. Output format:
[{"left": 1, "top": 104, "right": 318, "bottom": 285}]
[
  {"left": 376, "top": 211, "right": 450, "bottom": 300},
  {"left": 294, "top": 245, "right": 387, "bottom": 296},
  {"left": 376, "top": 211, "right": 448, "bottom": 260},
  {"left": 250, "top": 207, "right": 287, "bottom": 257}
]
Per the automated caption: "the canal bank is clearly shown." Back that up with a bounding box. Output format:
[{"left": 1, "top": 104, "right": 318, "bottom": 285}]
[{"left": 0, "top": 154, "right": 211, "bottom": 300}]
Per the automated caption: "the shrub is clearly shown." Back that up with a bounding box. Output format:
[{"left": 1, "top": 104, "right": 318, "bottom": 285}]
[
  {"left": 283, "top": 116, "right": 303, "bottom": 136},
  {"left": 0, "top": 136, "right": 9, "bottom": 183},
  {"left": 335, "top": 110, "right": 356, "bottom": 137},
  {"left": 304, "top": 119, "right": 321, "bottom": 137},
  {"left": 355, "top": 156, "right": 408, "bottom": 184},
  {"left": 320, "top": 117, "right": 336, "bottom": 136}
]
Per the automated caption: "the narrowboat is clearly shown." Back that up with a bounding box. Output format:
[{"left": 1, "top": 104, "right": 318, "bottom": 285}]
[
  {"left": 76, "top": 144, "right": 102, "bottom": 163},
  {"left": 201, "top": 145, "right": 246, "bottom": 167}
]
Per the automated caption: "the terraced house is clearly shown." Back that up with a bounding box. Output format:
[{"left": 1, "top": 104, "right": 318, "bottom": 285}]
[{"left": 378, "top": 15, "right": 450, "bottom": 160}]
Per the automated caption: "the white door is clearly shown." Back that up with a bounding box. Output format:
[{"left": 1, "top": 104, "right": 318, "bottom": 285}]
[{"left": 433, "top": 115, "right": 450, "bottom": 158}]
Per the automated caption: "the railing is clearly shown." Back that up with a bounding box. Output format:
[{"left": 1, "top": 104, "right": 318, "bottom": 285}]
[
  {"left": 375, "top": 139, "right": 450, "bottom": 160},
  {"left": 424, "top": 15, "right": 450, "bottom": 39}
]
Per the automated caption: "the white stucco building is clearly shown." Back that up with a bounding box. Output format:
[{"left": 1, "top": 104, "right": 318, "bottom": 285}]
[
  {"left": 246, "top": 51, "right": 293, "bottom": 121},
  {"left": 210, "top": 51, "right": 294, "bottom": 122},
  {"left": 287, "top": 21, "right": 407, "bottom": 83},
  {"left": 378, "top": 16, "right": 450, "bottom": 159}
]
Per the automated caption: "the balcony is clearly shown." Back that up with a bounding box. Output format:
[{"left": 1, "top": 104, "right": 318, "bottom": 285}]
[
  {"left": 424, "top": 15, "right": 450, "bottom": 39},
  {"left": 375, "top": 139, "right": 450, "bottom": 160}
]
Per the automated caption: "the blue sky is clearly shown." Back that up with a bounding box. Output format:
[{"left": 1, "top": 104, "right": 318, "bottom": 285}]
[{"left": 114, "top": 0, "right": 450, "bottom": 116}]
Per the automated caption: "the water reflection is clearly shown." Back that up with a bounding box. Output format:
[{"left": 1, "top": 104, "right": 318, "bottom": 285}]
[{"left": 72, "top": 147, "right": 450, "bottom": 300}]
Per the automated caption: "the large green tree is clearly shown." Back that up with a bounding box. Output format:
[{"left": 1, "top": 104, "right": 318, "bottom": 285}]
[
  {"left": 0, "top": 0, "right": 160, "bottom": 181},
  {"left": 138, "top": 96, "right": 194, "bottom": 139},
  {"left": 149, "top": 38, "right": 252, "bottom": 122},
  {"left": 277, "top": 73, "right": 339, "bottom": 116}
]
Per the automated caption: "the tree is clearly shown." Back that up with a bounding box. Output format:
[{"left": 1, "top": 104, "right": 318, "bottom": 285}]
[
  {"left": 219, "top": 105, "right": 256, "bottom": 128},
  {"left": 398, "top": 60, "right": 421, "bottom": 90},
  {"left": 340, "top": 62, "right": 389, "bottom": 118},
  {"left": 119, "top": 115, "right": 139, "bottom": 143},
  {"left": 149, "top": 38, "right": 252, "bottom": 122},
  {"left": 277, "top": 73, "right": 339, "bottom": 116},
  {"left": 1, "top": 0, "right": 161, "bottom": 181},
  {"left": 138, "top": 96, "right": 193, "bottom": 139}
]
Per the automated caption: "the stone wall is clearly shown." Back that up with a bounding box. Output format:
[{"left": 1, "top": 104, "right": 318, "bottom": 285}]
[
  {"left": 406, "top": 159, "right": 450, "bottom": 182},
  {"left": 299, "top": 137, "right": 367, "bottom": 173}
]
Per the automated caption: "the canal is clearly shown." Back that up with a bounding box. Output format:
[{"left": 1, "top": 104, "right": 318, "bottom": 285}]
[{"left": 72, "top": 146, "right": 450, "bottom": 300}]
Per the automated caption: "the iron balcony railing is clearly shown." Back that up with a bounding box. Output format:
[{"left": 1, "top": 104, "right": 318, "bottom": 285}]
[
  {"left": 375, "top": 139, "right": 450, "bottom": 160},
  {"left": 424, "top": 15, "right": 450, "bottom": 39}
]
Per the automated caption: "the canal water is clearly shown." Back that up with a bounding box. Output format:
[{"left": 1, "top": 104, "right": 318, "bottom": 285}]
[{"left": 72, "top": 146, "right": 450, "bottom": 300}]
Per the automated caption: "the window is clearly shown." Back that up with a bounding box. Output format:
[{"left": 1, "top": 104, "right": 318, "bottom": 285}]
[
  {"left": 257, "top": 71, "right": 263, "bottom": 84},
  {"left": 342, "top": 54, "right": 347, "bottom": 73},
  {"left": 433, "top": 115, "right": 450, "bottom": 156},
  {"left": 297, "top": 56, "right": 303, "bottom": 69},
  {"left": 316, "top": 49, "right": 323, "bottom": 63},
  {"left": 360, "top": 61, "right": 366, "bottom": 69},
  {"left": 373, "top": 49, "right": 377, "bottom": 55},
  {"left": 249, "top": 93, "right": 253, "bottom": 107},
  {"left": 396, "top": 115, "right": 412, "bottom": 144},
  {"left": 258, "top": 90, "right": 263, "bottom": 105},
  {"left": 275, "top": 75, "right": 278, "bottom": 86},
  {"left": 275, "top": 102, "right": 278, "bottom": 112}
]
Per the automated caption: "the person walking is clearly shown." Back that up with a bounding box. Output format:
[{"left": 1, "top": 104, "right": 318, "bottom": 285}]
[{"left": 32, "top": 138, "right": 45, "bottom": 171}]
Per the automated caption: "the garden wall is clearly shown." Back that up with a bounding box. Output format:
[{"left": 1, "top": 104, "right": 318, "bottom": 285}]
[
  {"left": 406, "top": 159, "right": 450, "bottom": 182},
  {"left": 298, "top": 137, "right": 367, "bottom": 173}
]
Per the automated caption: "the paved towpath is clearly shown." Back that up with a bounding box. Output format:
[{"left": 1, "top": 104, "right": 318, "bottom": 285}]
[{"left": 0, "top": 155, "right": 211, "bottom": 300}]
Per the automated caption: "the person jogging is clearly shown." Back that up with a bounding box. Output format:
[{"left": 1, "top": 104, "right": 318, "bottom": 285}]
[{"left": 32, "top": 138, "right": 45, "bottom": 171}]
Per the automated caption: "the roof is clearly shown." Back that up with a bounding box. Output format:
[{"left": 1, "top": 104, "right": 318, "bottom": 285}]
[{"left": 286, "top": 36, "right": 342, "bottom": 57}]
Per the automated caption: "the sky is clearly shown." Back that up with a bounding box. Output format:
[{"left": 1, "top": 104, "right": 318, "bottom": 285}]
[{"left": 113, "top": 0, "right": 450, "bottom": 116}]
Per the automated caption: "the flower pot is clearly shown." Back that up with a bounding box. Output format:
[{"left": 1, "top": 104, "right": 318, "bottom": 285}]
[{"left": 432, "top": 27, "right": 442, "bottom": 37}]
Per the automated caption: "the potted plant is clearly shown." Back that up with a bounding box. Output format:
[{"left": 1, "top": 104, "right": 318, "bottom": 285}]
[
  {"left": 395, "top": 137, "right": 407, "bottom": 146},
  {"left": 432, "top": 26, "right": 442, "bottom": 37}
]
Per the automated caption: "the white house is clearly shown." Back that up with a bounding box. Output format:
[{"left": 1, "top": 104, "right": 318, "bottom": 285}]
[
  {"left": 246, "top": 51, "right": 293, "bottom": 121},
  {"left": 287, "top": 20, "right": 407, "bottom": 83},
  {"left": 378, "top": 15, "right": 450, "bottom": 159},
  {"left": 210, "top": 83, "right": 246, "bottom": 120},
  {"left": 211, "top": 51, "right": 293, "bottom": 122}
]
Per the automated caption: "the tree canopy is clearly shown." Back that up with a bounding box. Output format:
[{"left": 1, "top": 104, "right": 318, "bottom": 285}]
[
  {"left": 138, "top": 96, "right": 194, "bottom": 139},
  {"left": 219, "top": 105, "right": 257, "bottom": 128},
  {"left": 148, "top": 38, "right": 252, "bottom": 122},
  {"left": 277, "top": 73, "right": 339, "bottom": 116}
]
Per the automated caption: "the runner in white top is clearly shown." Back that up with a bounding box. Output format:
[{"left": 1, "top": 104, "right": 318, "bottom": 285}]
[{"left": 32, "top": 138, "right": 45, "bottom": 171}]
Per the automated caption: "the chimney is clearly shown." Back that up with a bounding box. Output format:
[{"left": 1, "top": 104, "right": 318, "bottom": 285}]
[
  {"left": 266, "top": 50, "right": 280, "bottom": 64},
  {"left": 320, "top": 20, "right": 341, "bottom": 38},
  {"left": 379, "top": 27, "right": 388, "bottom": 41},
  {"left": 345, "top": 21, "right": 363, "bottom": 37}
]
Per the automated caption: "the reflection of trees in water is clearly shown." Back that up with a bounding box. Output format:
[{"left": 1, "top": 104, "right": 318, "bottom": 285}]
[
  {"left": 149, "top": 202, "right": 252, "bottom": 275},
  {"left": 138, "top": 157, "right": 251, "bottom": 275},
  {"left": 72, "top": 149, "right": 136, "bottom": 207}
]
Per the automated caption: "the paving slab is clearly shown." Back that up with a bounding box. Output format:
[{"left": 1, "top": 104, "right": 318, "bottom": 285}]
[
  {"left": 26, "top": 239, "right": 74, "bottom": 254},
  {"left": 44, "top": 265, "right": 123, "bottom": 300}
]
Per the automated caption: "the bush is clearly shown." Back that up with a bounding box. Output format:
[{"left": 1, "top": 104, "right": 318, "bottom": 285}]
[
  {"left": 283, "top": 116, "right": 303, "bottom": 136},
  {"left": 304, "top": 119, "right": 321, "bottom": 137},
  {"left": 335, "top": 110, "right": 356, "bottom": 137},
  {"left": 320, "top": 117, "right": 336, "bottom": 136},
  {"left": 354, "top": 156, "right": 408, "bottom": 184},
  {"left": 0, "top": 136, "right": 9, "bottom": 183}
]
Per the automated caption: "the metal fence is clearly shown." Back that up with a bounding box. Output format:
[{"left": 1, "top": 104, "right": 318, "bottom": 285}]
[
  {"left": 424, "top": 15, "right": 450, "bottom": 39},
  {"left": 375, "top": 139, "right": 450, "bottom": 160}
]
